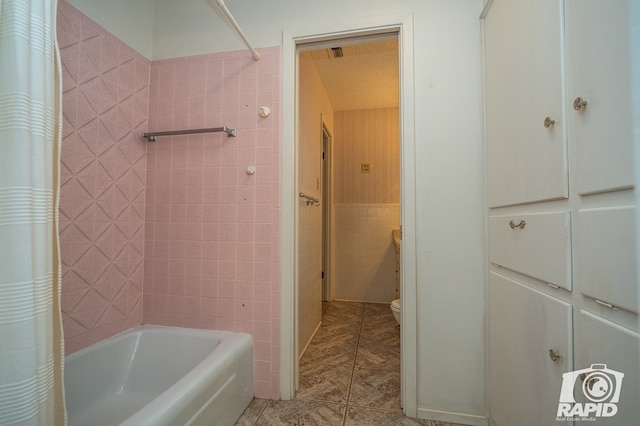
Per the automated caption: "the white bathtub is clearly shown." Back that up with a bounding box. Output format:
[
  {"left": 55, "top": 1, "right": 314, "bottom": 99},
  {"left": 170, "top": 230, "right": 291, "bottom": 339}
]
[{"left": 64, "top": 325, "right": 254, "bottom": 426}]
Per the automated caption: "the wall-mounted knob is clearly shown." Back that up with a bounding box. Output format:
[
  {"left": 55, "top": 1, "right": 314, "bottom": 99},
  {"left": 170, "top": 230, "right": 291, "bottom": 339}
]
[
  {"left": 573, "top": 97, "right": 587, "bottom": 111},
  {"left": 544, "top": 117, "right": 555, "bottom": 128},
  {"left": 259, "top": 106, "right": 270, "bottom": 117}
]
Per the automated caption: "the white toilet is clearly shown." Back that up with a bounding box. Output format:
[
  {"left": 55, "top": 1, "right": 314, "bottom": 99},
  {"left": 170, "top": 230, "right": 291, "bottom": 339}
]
[
  {"left": 391, "top": 229, "right": 401, "bottom": 325},
  {"left": 390, "top": 299, "right": 401, "bottom": 325}
]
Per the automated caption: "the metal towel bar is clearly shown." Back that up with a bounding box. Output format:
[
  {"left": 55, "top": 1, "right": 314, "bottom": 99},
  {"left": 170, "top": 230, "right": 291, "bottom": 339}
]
[{"left": 142, "top": 126, "right": 237, "bottom": 142}]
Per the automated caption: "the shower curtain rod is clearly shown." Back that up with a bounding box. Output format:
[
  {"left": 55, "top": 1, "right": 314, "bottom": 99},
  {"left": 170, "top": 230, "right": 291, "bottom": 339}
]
[
  {"left": 214, "top": 0, "right": 261, "bottom": 61},
  {"left": 142, "top": 126, "right": 237, "bottom": 142}
]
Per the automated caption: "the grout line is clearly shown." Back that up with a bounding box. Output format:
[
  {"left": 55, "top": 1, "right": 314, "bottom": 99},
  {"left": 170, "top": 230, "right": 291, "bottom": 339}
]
[
  {"left": 342, "top": 303, "right": 365, "bottom": 426},
  {"left": 244, "top": 306, "right": 403, "bottom": 424},
  {"left": 252, "top": 399, "right": 269, "bottom": 425}
]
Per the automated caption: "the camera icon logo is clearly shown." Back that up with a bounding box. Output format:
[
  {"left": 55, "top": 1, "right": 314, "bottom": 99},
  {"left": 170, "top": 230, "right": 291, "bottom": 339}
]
[
  {"left": 559, "top": 364, "right": 624, "bottom": 403},
  {"left": 582, "top": 368, "right": 615, "bottom": 402},
  {"left": 557, "top": 364, "right": 624, "bottom": 420}
]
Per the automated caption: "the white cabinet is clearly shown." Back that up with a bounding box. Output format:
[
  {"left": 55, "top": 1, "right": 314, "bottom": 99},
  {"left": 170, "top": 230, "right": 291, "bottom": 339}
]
[
  {"left": 489, "top": 272, "right": 572, "bottom": 426},
  {"left": 484, "top": 0, "right": 638, "bottom": 424},
  {"left": 565, "top": 0, "right": 635, "bottom": 195},
  {"left": 484, "top": 0, "right": 567, "bottom": 208}
]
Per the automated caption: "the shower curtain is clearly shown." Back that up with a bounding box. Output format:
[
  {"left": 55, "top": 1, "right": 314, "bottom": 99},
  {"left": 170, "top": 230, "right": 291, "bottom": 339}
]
[{"left": 0, "top": 0, "right": 67, "bottom": 424}]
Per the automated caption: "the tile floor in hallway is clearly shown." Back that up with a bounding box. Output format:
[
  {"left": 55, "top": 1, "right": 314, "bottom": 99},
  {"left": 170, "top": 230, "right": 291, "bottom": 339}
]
[{"left": 236, "top": 301, "right": 468, "bottom": 426}]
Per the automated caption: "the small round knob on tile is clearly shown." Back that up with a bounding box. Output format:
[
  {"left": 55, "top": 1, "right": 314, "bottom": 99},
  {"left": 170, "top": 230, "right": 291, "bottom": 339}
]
[
  {"left": 246, "top": 166, "right": 256, "bottom": 175},
  {"left": 259, "top": 106, "right": 270, "bottom": 117}
]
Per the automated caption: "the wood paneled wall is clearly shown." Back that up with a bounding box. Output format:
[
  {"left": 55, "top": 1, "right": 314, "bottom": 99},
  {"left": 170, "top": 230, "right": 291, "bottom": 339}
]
[{"left": 333, "top": 108, "right": 399, "bottom": 204}]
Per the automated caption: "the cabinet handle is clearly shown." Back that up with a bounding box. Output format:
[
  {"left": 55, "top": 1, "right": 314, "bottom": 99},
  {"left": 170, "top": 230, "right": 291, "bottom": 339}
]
[
  {"left": 543, "top": 116, "right": 555, "bottom": 128},
  {"left": 509, "top": 220, "right": 526, "bottom": 229},
  {"left": 573, "top": 97, "right": 588, "bottom": 111},
  {"left": 595, "top": 299, "right": 618, "bottom": 310},
  {"left": 549, "top": 349, "right": 562, "bottom": 362}
]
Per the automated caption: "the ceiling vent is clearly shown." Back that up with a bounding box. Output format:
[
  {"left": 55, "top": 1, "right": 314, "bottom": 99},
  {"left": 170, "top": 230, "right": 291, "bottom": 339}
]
[{"left": 330, "top": 47, "right": 343, "bottom": 58}]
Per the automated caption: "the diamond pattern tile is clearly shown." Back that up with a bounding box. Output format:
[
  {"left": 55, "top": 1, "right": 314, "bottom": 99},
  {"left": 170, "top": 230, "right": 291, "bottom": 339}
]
[
  {"left": 76, "top": 118, "right": 98, "bottom": 154},
  {"left": 57, "top": 11, "right": 80, "bottom": 49},
  {"left": 62, "top": 269, "right": 92, "bottom": 292},
  {"left": 62, "top": 315, "right": 88, "bottom": 340},
  {"left": 78, "top": 37, "right": 101, "bottom": 84},
  {"left": 100, "top": 35, "right": 119, "bottom": 73},
  {"left": 80, "top": 77, "right": 109, "bottom": 115},
  {"left": 99, "top": 106, "right": 119, "bottom": 141},
  {"left": 60, "top": 152, "right": 94, "bottom": 177},
  {"left": 58, "top": 0, "right": 150, "bottom": 355},
  {"left": 101, "top": 67, "right": 119, "bottom": 102},
  {"left": 117, "top": 61, "right": 134, "bottom": 102},
  {"left": 75, "top": 90, "right": 97, "bottom": 129}
]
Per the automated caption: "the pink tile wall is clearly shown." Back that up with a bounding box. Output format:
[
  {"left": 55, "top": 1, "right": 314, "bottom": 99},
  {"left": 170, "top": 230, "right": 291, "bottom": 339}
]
[
  {"left": 144, "top": 49, "right": 282, "bottom": 399},
  {"left": 57, "top": 1, "right": 149, "bottom": 354}
]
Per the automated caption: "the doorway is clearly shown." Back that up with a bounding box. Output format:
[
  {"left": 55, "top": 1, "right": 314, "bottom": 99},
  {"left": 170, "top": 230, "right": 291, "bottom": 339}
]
[
  {"left": 281, "top": 16, "right": 418, "bottom": 417},
  {"left": 297, "top": 32, "right": 402, "bottom": 410}
]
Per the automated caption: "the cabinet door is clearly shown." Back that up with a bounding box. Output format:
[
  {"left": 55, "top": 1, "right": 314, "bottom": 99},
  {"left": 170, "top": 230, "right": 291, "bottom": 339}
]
[
  {"left": 577, "top": 206, "right": 637, "bottom": 313},
  {"left": 490, "top": 272, "right": 572, "bottom": 425},
  {"left": 566, "top": 0, "right": 635, "bottom": 195},
  {"left": 577, "top": 311, "right": 639, "bottom": 425},
  {"left": 485, "top": 0, "right": 567, "bottom": 207}
]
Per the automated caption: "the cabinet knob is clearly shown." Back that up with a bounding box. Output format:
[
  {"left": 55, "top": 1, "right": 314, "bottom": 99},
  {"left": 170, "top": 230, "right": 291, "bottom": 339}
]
[
  {"left": 549, "top": 349, "right": 562, "bottom": 362},
  {"left": 509, "top": 220, "right": 526, "bottom": 229},
  {"left": 573, "top": 97, "right": 588, "bottom": 111},
  {"left": 543, "top": 116, "right": 555, "bottom": 128}
]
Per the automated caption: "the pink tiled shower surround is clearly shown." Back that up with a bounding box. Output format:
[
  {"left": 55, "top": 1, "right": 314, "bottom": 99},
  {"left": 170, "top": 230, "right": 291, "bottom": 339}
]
[
  {"left": 57, "top": 0, "right": 282, "bottom": 399},
  {"left": 57, "top": 1, "right": 149, "bottom": 352}
]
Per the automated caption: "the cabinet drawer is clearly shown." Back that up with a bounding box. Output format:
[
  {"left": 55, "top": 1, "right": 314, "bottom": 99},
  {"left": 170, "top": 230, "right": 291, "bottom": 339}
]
[
  {"left": 578, "top": 206, "right": 637, "bottom": 313},
  {"left": 489, "top": 211, "right": 571, "bottom": 289}
]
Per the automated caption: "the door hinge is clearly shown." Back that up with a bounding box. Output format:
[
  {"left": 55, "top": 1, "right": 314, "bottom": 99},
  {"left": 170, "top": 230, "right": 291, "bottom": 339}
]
[{"left": 321, "top": 271, "right": 325, "bottom": 279}]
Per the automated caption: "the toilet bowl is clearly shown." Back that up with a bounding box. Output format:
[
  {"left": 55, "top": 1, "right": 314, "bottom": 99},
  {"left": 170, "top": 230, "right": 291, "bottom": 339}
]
[{"left": 390, "top": 299, "right": 401, "bottom": 325}]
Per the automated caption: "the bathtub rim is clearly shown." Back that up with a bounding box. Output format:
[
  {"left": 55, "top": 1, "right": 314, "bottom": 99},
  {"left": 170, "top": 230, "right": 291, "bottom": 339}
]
[{"left": 64, "top": 324, "right": 255, "bottom": 426}]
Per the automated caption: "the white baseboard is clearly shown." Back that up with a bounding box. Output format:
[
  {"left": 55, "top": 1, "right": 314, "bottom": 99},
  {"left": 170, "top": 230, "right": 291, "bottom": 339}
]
[{"left": 417, "top": 408, "right": 488, "bottom": 426}]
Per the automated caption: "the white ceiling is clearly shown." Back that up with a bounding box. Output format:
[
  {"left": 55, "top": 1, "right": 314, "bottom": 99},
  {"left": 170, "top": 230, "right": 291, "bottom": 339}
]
[{"left": 308, "top": 39, "right": 399, "bottom": 111}]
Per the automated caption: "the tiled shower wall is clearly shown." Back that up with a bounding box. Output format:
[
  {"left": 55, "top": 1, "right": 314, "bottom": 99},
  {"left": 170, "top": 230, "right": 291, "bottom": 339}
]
[
  {"left": 57, "top": 0, "right": 149, "bottom": 353},
  {"left": 57, "top": 1, "right": 281, "bottom": 399},
  {"left": 143, "top": 49, "right": 282, "bottom": 399}
]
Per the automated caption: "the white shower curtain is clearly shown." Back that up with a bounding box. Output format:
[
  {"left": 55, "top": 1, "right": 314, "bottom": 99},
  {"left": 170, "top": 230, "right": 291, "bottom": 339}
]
[{"left": 0, "top": 0, "right": 67, "bottom": 424}]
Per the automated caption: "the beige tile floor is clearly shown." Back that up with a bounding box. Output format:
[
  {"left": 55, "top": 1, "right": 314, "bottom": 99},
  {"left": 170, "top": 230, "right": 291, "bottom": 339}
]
[{"left": 236, "top": 301, "right": 468, "bottom": 426}]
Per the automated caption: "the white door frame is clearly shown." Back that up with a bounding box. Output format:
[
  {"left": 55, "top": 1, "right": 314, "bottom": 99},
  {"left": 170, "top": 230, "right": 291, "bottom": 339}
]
[
  {"left": 321, "top": 118, "right": 332, "bottom": 302},
  {"left": 280, "top": 14, "right": 417, "bottom": 417}
]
